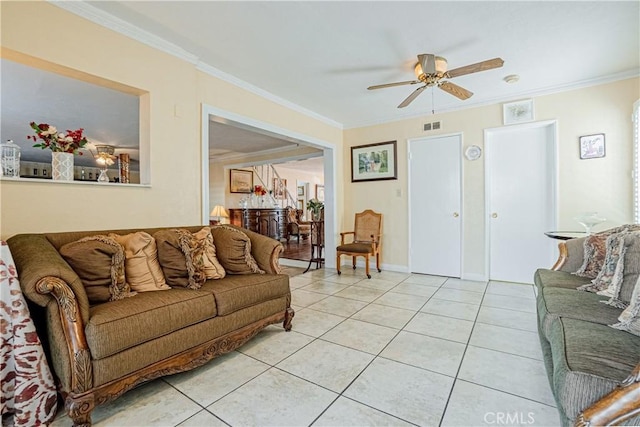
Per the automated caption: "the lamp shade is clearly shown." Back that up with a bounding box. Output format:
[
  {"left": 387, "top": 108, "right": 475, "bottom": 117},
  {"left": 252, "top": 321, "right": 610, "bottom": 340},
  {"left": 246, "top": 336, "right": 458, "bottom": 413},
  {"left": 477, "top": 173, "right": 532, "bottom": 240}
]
[{"left": 210, "top": 205, "right": 229, "bottom": 218}]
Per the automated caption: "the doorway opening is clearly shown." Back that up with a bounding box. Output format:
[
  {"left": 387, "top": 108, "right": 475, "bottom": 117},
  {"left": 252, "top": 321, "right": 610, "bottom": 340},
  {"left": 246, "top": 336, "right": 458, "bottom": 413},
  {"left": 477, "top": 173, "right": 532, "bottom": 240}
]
[{"left": 200, "top": 104, "right": 337, "bottom": 268}]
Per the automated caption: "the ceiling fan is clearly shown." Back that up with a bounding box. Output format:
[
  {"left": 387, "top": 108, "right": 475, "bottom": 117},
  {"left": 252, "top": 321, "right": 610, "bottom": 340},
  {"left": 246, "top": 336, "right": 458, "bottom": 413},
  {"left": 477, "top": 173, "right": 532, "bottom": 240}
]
[{"left": 367, "top": 54, "right": 504, "bottom": 108}]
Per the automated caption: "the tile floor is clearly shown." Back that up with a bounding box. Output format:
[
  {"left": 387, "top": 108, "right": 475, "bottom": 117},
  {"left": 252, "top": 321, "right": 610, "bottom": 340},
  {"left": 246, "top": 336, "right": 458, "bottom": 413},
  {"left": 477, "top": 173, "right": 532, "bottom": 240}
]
[{"left": 52, "top": 269, "right": 560, "bottom": 427}]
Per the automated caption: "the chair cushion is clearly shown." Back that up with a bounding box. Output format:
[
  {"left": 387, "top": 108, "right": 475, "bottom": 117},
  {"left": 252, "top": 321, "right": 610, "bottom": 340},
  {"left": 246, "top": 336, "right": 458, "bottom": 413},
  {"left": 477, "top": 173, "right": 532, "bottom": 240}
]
[
  {"left": 548, "top": 317, "right": 640, "bottom": 422},
  {"left": 537, "top": 287, "right": 623, "bottom": 339},
  {"left": 200, "top": 274, "right": 289, "bottom": 316},
  {"left": 337, "top": 242, "right": 373, "bottom": 254},
  {"left": 86, "top": 288, "right": 216, "bottom": 359}
]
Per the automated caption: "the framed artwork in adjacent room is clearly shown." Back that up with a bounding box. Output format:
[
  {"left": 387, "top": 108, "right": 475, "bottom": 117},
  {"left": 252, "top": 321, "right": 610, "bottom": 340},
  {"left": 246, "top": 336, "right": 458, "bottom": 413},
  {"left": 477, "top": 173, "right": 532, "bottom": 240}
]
[
  {"left": 273, "top": 178, "right": 287, "bottom": 199},
  {"left": 579, "top": 133, "right": 606, "bottom": 159},
  {"left": 316, "top": 184, "right": 325, "bottom": 202},
  {"left": 351, "top": 140, "right": 398, "bottom": 182},
  {"left": 229, "top": 169, "right": 253, "bottom": 193}
]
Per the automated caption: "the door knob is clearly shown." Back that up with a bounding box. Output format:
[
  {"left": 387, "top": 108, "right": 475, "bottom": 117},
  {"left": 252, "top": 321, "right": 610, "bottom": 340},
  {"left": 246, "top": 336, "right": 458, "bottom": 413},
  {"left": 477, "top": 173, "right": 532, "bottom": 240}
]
[
  {"left": 453, "top": 212, "right": 459, "bottom": 217},
  {"left": 492, "top": 213, "right": 498, "bottom": 218}
]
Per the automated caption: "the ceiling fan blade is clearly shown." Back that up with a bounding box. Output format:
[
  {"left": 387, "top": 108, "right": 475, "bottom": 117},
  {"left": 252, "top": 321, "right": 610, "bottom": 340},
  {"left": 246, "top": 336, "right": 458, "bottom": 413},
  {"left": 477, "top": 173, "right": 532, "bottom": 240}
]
[
  {"left": 398, "top": 85, "right": 428, "bottom": 108},
  {"left": 446, "top": 57, "right": 504, "bottom": 79},
  {"left": 439, "top": 81, "right": 473, "bottom": 100},
  {"left": 418, "top": 54, "right": 436, "bottom": 75},
  {"left": 367, "top": 80, "right": 420, "bottom": 90}
]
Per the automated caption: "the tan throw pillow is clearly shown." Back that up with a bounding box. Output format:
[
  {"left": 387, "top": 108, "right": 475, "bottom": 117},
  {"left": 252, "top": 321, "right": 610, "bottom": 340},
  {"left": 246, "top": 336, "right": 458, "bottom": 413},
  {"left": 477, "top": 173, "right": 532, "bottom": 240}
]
[
  {"left": 60, "top": 235, "right": 136, "bottom": 304},
  {"left": 110, "top": 232, "right": 170, "bottom": 292},
  {"left": 210, "top": 225, "right": 264, "bottom": 275},
  {"left": 175, "top": 228, "right": 226, "bottom": 282}
]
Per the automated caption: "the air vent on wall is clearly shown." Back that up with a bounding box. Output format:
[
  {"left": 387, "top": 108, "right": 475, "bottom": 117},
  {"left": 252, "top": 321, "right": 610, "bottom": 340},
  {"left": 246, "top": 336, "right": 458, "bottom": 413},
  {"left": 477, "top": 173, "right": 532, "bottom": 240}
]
[{"left": 423, "top": 121, "right": 442, "bottom": 131}]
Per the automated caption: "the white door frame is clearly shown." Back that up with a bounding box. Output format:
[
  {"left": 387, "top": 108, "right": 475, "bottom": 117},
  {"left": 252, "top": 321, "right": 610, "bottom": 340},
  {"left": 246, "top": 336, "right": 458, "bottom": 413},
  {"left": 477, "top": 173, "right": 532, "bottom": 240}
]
[
  {"left": 483, "top": 120, "right": 559, "bottom": 281},
  {"left": 201, "top": 103, "right": 338, "bottom": 268},
  {"left": 407, "top": 132, "right": 464, "bottom": 277}
]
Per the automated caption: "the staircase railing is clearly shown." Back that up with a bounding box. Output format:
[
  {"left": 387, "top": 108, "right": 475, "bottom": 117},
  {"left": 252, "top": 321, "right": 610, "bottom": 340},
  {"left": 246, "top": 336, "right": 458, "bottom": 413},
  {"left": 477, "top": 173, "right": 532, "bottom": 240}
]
[{"left": 252, "top": 164, "right": 296, "bottom": 208}]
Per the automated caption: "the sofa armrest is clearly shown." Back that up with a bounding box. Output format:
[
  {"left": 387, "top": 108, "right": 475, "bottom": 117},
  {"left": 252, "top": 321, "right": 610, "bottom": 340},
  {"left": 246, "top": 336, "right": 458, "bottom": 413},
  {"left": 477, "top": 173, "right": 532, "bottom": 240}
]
[
  {"left": 576, "top": 362, "right": 640, "bottom": 426},
  {"left": 7, "top": 234, "right": 91, "bottom": 324},
  {"left": 552, "top": 237, "right": 586, "bottom": 272},
  {"left": 36, "top": 276, "right": 93, "bottom": 395},
  {"left": 226, "top": 225, "right": 283, "bottom": 274}
]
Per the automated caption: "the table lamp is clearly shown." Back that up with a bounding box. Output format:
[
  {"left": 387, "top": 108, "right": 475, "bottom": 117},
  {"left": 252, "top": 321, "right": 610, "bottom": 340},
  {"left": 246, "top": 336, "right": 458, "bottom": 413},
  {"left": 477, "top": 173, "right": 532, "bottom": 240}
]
[{"left": 210, "top": 205, "right": 229, "bottom": 225}]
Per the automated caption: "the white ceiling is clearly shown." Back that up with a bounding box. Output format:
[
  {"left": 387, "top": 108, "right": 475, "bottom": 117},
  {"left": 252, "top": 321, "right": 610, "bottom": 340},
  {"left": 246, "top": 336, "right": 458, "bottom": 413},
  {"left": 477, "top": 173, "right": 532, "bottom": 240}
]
[{"left": 77, "top": 0, "right": 639, "bottom": 128}]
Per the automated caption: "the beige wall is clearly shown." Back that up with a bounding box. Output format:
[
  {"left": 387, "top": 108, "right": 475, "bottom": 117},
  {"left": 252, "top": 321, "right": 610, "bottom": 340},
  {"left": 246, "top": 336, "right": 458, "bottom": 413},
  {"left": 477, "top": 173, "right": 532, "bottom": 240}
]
[
  {"left": 344, "top": 78, "right": 639, "bottom": 276},
  {"left": 0, "top": 1, "right": 341, "bottom": 239}
]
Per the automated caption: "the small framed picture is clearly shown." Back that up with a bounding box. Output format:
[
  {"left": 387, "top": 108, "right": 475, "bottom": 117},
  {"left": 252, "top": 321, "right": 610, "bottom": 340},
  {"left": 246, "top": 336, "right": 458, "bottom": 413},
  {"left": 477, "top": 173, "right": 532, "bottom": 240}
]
[
  {"left": 316, "top": 184, "right": 325, "bottom": 202},
  {"left": 351, "top": 140, "right": 398, "bottom": 182},
  {"left": 579, "top": 133, "right": 606, "bottom": 159},
  {"left": 297, "top": 186, "right": 305, "bottom": 197},
  {"left": 273, "top": 178, "right": 287, "bottom": 199},
  {"left": 229, "top": 169, "right": 253, "bottom": 193},
  {"left": 503, "top": 99, "right": 534, "bottom": 125}
]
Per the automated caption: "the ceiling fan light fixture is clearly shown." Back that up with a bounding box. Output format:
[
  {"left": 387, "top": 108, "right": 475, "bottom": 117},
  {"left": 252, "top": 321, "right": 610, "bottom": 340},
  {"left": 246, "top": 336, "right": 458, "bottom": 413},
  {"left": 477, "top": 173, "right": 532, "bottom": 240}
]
[{"left": 414, "top": 56, "right": 448, "bottom": 78}]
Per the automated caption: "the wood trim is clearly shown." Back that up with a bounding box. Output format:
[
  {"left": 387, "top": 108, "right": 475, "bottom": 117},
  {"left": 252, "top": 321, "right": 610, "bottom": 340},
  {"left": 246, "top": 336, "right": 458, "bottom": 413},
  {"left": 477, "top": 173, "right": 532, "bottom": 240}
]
[
  {"left": 576, "top": 363, "right": 640, "bottom": 426},
  {"left": 271, "top": 244, "right": 284, "bottom": 274},
  {"left": 36, "top": 277, "right": 93, "bottom": 394},
  {"left": 62, "top": 309, "right": 292, "bottom": 426},
  {"left": 551, "top": 242, "right": 568, "bottom": 271}
]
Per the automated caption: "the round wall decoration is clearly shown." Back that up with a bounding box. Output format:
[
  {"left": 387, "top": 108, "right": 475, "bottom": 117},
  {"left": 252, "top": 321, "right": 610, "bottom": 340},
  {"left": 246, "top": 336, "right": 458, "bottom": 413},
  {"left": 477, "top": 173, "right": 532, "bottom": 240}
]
[{"left": 464, "top": 145, "right": 482, "bottom": 161}]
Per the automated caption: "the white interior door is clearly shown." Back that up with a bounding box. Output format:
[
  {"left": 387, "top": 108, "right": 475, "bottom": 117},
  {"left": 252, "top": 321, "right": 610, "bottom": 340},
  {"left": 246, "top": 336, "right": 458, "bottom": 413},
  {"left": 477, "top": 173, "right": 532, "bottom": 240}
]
[
  {"left": 409, "top": 134, "right": 462, "bottom": 277},
  {"left": 486, "top": 122, "right": 557, "bottom": 283}
]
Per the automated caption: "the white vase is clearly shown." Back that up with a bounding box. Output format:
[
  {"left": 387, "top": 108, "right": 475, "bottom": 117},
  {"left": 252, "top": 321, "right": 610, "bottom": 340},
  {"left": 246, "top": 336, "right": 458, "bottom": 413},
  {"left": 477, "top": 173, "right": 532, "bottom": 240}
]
[{"left": 51, "top": 152, "right": 74, "bottom": 181}]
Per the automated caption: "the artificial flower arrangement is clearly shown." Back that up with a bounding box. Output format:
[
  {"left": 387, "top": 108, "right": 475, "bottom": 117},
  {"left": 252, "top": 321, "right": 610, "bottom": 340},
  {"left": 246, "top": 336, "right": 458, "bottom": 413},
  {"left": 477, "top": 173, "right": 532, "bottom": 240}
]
[
  {"left": 306, "top": 198, "right": 324, "bottom": 217},
  {"left": 28, "top": 122, "right": 88, "bottom": 154},
  {"left": 253, "top": 185, "right": 267, "bottom": 196}
]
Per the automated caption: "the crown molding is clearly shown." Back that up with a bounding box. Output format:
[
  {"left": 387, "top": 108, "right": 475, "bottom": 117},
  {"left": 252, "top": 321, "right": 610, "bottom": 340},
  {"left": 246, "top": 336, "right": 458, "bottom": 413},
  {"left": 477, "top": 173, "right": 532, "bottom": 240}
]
[
  {"left": 48, "top": 1, "right": 343, "bottom": 131},
  {"left": 49, "top": 1, "right": 199, "bottom": 64},
  {"left": 343, "top": 69, "right": 640, "bottom": 129}
]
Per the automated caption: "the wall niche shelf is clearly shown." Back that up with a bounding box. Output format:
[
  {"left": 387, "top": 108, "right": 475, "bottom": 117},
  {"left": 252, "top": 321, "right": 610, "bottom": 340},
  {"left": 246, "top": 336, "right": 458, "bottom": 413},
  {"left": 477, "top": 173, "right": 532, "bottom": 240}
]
[{"left": 0, "top": 176, "right": 150, "bottom": 188}]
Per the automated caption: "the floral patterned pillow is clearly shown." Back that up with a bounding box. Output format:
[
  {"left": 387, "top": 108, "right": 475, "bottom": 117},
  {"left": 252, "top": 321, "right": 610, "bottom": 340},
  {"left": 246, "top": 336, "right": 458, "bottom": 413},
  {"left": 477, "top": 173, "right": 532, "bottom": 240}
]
[{"left": 578, "top": 232, "right": 627, "bottom": 293}]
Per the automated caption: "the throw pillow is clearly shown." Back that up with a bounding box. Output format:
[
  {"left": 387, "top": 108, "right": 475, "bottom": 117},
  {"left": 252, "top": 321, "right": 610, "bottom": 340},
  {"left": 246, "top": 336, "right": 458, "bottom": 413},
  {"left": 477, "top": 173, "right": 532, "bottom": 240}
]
[
  {"left": 578, "top": 232, "right": 627, "bottom": 293},
  {"left": 175, "top": 227, "right": 226, "bottom": 282},
  {"left": 599, "top": 231, "right": 640, "bottom": 309},
  {"left": 210, "top": 225, "right": 265, "bottom": 275},
  {"left": 110, "top": 232, "right": 170, "bottom": 292},
  {"left": 610, "top": 275, "right": 640, "bottom": 337},
  {"left": 60, "top": 235, "right": 136, "bottom": 304},
  {"left": 155, "top": 229, "right": 191, "bottom": 288}
]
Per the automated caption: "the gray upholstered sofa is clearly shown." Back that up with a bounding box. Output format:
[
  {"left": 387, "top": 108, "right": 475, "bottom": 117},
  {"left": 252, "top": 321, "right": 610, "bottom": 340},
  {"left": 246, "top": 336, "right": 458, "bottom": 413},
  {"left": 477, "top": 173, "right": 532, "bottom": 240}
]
[
  {"left": 7, "top": 225, "right": 294, "bottom": 426},
  {"left": 535, "top": 236, "right": 640, "bottom": 426}
]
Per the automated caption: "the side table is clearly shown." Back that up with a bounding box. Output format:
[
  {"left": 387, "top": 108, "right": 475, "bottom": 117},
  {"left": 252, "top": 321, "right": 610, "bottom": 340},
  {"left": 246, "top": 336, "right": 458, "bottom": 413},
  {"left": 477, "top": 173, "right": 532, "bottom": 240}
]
[{"left": 304, "top": 220, "right": 324, "bottom": 273}]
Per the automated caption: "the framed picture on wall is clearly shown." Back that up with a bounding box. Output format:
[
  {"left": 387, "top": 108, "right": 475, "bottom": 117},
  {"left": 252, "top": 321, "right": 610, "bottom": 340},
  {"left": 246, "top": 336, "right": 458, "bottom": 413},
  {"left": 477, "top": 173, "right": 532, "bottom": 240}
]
[
  {"left": 316, "top": 184, "right": 325, "bottom": 202},
  {"left": 297, "top": 185, "right": 305, "bottom": 197},
  {"left": 503, "top": 99, "right": 534, "bottom": 125},
  {"left": 351, "top": 140, "right": 398, "bottom": 182},
  {"left": 230, "top": 169, "right": 253, "bottom": 193},
  {"left": 273, "top": 178, "right": 287, "bottom": 199},
  {"left": 579, "top": 133, "right": 605, "bottom": 159}
]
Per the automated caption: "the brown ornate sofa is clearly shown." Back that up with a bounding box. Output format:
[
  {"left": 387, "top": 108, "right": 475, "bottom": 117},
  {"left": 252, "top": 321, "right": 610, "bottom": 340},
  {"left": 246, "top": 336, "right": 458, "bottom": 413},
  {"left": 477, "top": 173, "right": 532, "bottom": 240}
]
[
  {"left": 536, "top": 236, "right": 640, "bottom": 426},
  {"left": 7, "top": 225, "right": 294, "bottom": 426}
]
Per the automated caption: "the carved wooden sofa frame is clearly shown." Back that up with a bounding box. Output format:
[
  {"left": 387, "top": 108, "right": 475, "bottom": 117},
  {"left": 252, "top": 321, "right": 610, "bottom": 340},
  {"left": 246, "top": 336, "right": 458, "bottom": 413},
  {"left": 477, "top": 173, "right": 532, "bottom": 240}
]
[
  {"left": 8, "top": 226, "right": 294, "bottom": 427},
  {"left": 553, "top": 241, "right": 640, "bottom": 426}
]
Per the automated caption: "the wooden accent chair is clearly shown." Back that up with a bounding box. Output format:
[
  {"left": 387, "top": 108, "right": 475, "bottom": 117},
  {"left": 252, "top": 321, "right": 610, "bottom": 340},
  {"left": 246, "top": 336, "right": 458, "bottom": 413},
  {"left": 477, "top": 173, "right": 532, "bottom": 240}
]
[
  {"left": 337, "top": 210, "right": 382, "bottom": 279},
  {"left": 285, "top": 207, "right": 311, "bottom": 243}
]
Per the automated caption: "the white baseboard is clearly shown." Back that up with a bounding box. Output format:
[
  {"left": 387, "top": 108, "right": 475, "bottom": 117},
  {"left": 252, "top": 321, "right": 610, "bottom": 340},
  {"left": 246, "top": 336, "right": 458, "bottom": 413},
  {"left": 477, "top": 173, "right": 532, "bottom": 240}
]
[{"left": 461, "top": 273, "right": 488, "bottom": 282}]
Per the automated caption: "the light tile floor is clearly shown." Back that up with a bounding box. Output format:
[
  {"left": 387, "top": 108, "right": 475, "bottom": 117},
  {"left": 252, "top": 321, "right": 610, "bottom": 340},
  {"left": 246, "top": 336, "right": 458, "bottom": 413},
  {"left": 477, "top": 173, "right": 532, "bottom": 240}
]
[{"left": 52, "top": 269, "right": 560, "bottom": 427}]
